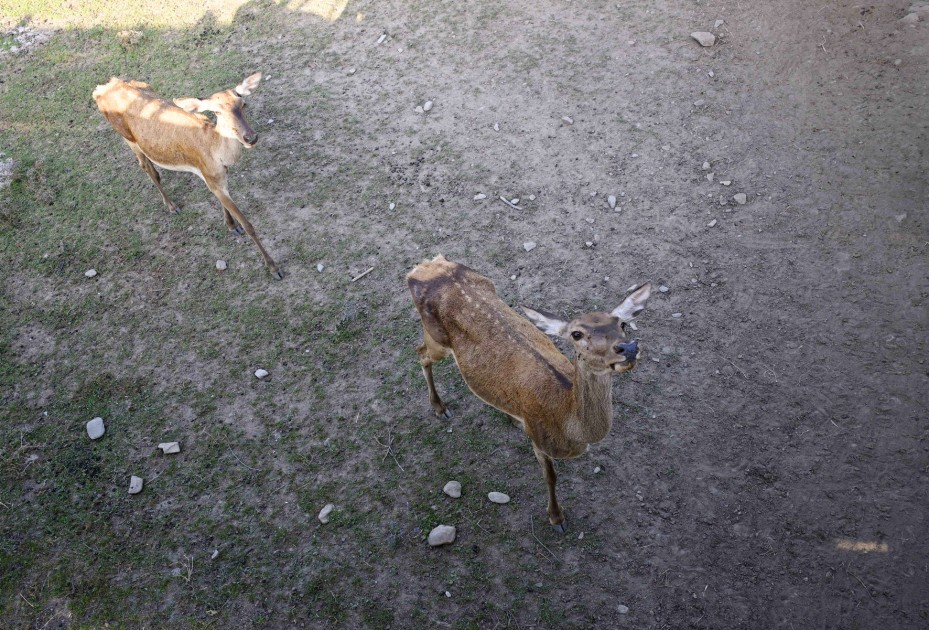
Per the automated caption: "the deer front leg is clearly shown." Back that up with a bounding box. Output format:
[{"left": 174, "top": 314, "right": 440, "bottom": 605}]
[
  {"left": 132, "top": 149, "right": 180, "bottom": 214},
  {"left": 533, "top": 445, "right": 566, "bottom": 533},
  {"left": 205, "top": 177, "right": 282, "bottom": 279},
  {"left": 416, "top": 329, "right": 451, "bottom": 418}
]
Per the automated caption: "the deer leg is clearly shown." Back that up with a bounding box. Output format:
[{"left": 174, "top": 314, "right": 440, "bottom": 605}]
[
  {"left": 533, "top": 445, "right": 566, "bottom": 533},
  {"left": 205, "top": 178, "right": 282, "bottom": 279},
  {"left": 416, "top": 329, "right": 451, "bottom": 418},
  {"left": 130, "top": 147, "right": 180, "bottom": 214}
]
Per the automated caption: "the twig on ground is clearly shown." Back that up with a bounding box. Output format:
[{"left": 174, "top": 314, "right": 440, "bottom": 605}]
[
  {"left": 498, "top": 196, "right": 523, "bottom": 210},
  {"left": 19, "top": 593, "right": 36, "bottom": 608},
  {"left": 374, "top": 426, "right": 405, "bottom": 472},
  {"left": 529, "top": 515, "right": 559, "bottom": 562},
  {"left": 351, "top": 267, "right": 375, "bottom": 282},
  {"left": 228, "top": 447, "right": 260, "bottom": 471},
  {"left": 723, "top": 356, "right": 749, "bottom": 379}
]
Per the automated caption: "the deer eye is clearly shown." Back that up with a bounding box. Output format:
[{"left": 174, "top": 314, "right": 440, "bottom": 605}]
[
  {"left": 620, "top": 322, "right": 628, "bottom": 332},
  {"left": 570, "top": 331, "right": 584, "bottom": 340}
]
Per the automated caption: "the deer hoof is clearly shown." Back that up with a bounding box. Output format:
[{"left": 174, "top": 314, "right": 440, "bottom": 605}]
[
  {"left": 272, "top": 269, "right": 284, "bottom": 280},
  {"left": 551, "top": 520, "right": 568, "bottom": 534},
  {"left": 229, "top": 225, "right": 245, "bottom": 236},
  {"left": 169, "top": 205, "right": 181, "bottom": 214},
  {"left": 437, "top": 408, "right": 452, "bottom": 419}
]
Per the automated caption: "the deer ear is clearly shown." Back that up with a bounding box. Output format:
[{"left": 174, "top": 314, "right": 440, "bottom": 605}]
[
  {"left": 611, "top": 282, "right": 651, "bottom": 322},
  {"left": 234, "top": 72, "right": 262, "bottom": 96},
  {"left": 174, "top": 97, "right": 207, "bottom": 113},
  {"left": 523, "top": 307, "right": 568, "bottom": 337}
]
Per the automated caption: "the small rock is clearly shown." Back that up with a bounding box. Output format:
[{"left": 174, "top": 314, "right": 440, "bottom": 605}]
[
  {"left": 84, "top": 269, "right": 97, "bottom": 278},
  {"left": 720, "top": 180, "right": 732, "bottom": 186},
  {"left": 488, "top": 492, "right": 510, "bottom": 504},
  {"left": 445, "top": 591, "right": 451, "bottom": 598},
  {"left": 661, "top": 346, "right": 674, "bottom": 354},
  {"left": 714, "top": 19, "right": 724, "bottom": 28},
  {"left": 211, "top": 549, "right": 219, "bottom": 560},
  {"left": 658, "top": 285, "right": 670, "bottom": 293},
  {"left": 215, "top": 260, "right": 227, "bottom": 271},
  {"left": 617, "top": 604, "right": 630, "bottom": 614},
  {"left": 158, "top": 442, "right": 181, "bottom": 454},
  {"left": 428, "top": 525, "right": 456, "bottom": 546},
  {"left": 706, "top": 172, "right": 714, "bottom": 182},
  {"left": 672, "top": 312, "right": 683, "bottom": 318},
  {"left": 585, "top": 241, "right": 594, "bottom": 248},
  {"left": 377, "top": 33, "right": 387, "bottom": 44},
  {"left": 708, "top": 69, "right": 715, "bottom": 78},
  {"left": 608, "top": 195, "right": 617, "bottom": 208},
  {"left": 493, "top": 122, "right": 500, "bottom": 131},
  {"left": 894, "top": 59, "right": 902, "bottom": 66},
  {"left": 510, "top": 275, "right": 517, "bottom": 280},
  {"left": 128, "top": 476, "right": 144, "bottom": 494},
  {"left": 594, "top": 466, "right": 602, "bottom": 474},
  {"left": 733, "top": 193, "right": 747, "bottom": 205},
  {"left": 389, "top": 202, "right": 396, "bottom": 210},
  {"left": 443, "top": 481, "right": 462, "bottom": 498},
  {"left": 702, "top": 161, "right": 710, "bottom": 170},
  {"left": 523, "top": 241, "right": 537, "bottom": 252},
  {"left": 414, "top": 106, "right": 424, "bottom": 114},
  {"left": 631, "top": 153, "right": 639, "bottom": 158},
  {"left": 86, "top": 417, "right": 105, "bottom": 440},
  {"left": 316, "top": 263, "right": 325, "bottom": 272},
  {"left": 895, "top": 213, "right": 907, "bottom": 223},
  {"left": 562, "top": 116, "right": 574, "bottom": 125},
  {"left": 254, "top": 369, "right": 269, "bottom": 379},
  {"left": 528, "top": 195, "right": 536, "bottom": 201},
  {"left": 693, "top": 99, "right": 705, "bottom": 107},
  {"left": 691, "top": 32, "right": 716, "bottom": 47},
  {"left": 511, "top": 198, "right": 520, "bottom": 205},
  {"left": 901, "top": 13, "right": 920, "bottom": 25},
  {"left": 474, "top": 193, "right": 486, "bottom": 200},
  {"left": 346, "top": 67, "right": 356, "bottom": 75},
  {"left": 318, "top": 503, "right": 334, "bottom": 524},
  {"left": 423, "top": 100, "right": 433, "bottom": 112},
  {"left": 707, "top": 219, "right": 718, "bottom": 227}
]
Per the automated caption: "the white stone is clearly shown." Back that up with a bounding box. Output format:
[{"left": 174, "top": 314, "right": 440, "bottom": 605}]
[
  {"left": 488, "top": 491, "right": 510, "bottom": 504},
  {"left": 617, "top": 604, "right": 630, "bottom": 614},
  {"left": 702, "top": 161, "right": 710, "bottom": 170},
  {"left": 585, "top": 241, "right": 594, "bottom": 248},
  {"left": 658, "top": 285, "right": 670, "bottom": 293},
  {"left": 443, "top": 481, "right": 462, "bottom": 498},
  {"left": 691, "top": 32, "right": 716, "bottom": 47},
  {"left": 423, "top": 100, "right": 433, "bottom": 112},
  {"left": 528, "top": 195, "right": 536, "bottom": 201},
  {"left": 377, "top": 33, "right": 387, "bottom": 44},
  {"left": 706, "top": 172, "right": 714, "bottom": 182},
  {"left": 316, "top": 263, "right": 325, "bottom": 272},
  {"left": 84, "top": 269, "right": 97, "bottom": 278},
  {"left": 594, "top": 466, "right": 602, "bottom": 474},
  {"left": 707, "top": 219, "right": 718, "bottom": 227},
  {"left": 672, "top": 312, "right": 683, "bottom": 318},
  {"left": 86, "top": 417, "right": 105, "bottom": 440},
  {"left": 562, "top": 116, "right": 574, "bottom": 124},
  {"left": 510, "top": 198, "right": 519, "bottom": 205},
  {"left": 215, "top": 260, "right": 227, "bottom": 271},
  {"left": 389, "top": 202, "right": 396, "bottom": 210},
  {"left": 254, "top": 369, "right": 269, "bottom": 379},
  {"left": 347, "top": 67, "right": 356, "bottom": 75},
  {"left": 720, "top": 180, "right": 732, "bottom": 186},
  {"left": 714, "top": 19, "right": 724, "bottom": 28},
  {"left": 211, "top": 549, "right": 219, "bottom": 560},
  {"left": 733, "top": 193, "right": 747, "bottom": 205},
  {"left": 318, "top": 503, "right": 334, "bottom": 524},
  {"left": 474, "top": 193, "right": 486, "bottom": 200},
  {"left": 523, "top": 241, "right": 537, "bottom": 252},
  {"left": 708, "top": 70, "right": 715, "bottom": 78},
  {"left": 493, "top": 122, "right": 500, "bottom": 131},
  {"left": 608, "top": 195, "right": 617, "bottom": 209},
  {"left": 428, "top": 524, "right": 456, "bottom": 546},
  {"left": 128, "top": 476, "right": 144, "bottom": 494},
  {"left": 158, "top": 442, "right": 180, "bottom": 454},
  {"left": 694, "top": 99, "right": 705, "bottom": 107},
  {"left": 414, "top": 106, "right": 424, "bottom": 114}
]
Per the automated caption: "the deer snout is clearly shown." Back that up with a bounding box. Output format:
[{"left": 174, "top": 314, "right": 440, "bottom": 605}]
[
  {"left": 243, "top": 130, "right": 258, "bottom": 146},
  {"left": 615, "top": 340, "right": 639, "bottom": 361}
]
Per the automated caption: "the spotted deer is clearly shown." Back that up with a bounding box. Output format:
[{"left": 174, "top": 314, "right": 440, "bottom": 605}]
[
  {"left": 408, "top": 255, "right": 651, "bottom": 532},
  {"left": 93, "top": 73, "right": 282, "bottom": 278}
]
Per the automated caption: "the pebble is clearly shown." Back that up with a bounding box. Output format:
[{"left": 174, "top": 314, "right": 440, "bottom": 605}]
[
  {"left": 578, "top": 532, "right": 584, "bottom": 540},
  {"left": 617, "top": 604, "right": 630, "bottom": 614},
  {"left": 707, "top": 219, "right": 718, "bottom": 227},
  {"left": 720, "top": 180, "right": 731, "bottom": 186},
  {"left": 493, "top": 122, "right": 500, "bottom": 131},
  {"left": 523, "top": 241, "right": 537, "bottom": 252},
  {"left": 84, "top": 269, "right": 97, "bottom": 278},
  {"left": 86, "top": 417, "right": 105, "bottom": 440},
  {"left": 691, "top": 32, "right": 716, "bottom": 47},
  {"left": 562, "top": 116, "right": 574, "bottom": 125},
  {"left": 474, "top": 193, "right": 486, "bottom": 200},
  {"left": 158, "top": 442, "right": 181, "bottom": 454},
  {"left": 608, "top": 195, "right": 617, "bottom": 209},
  {"left": 423, "top": 100, "right": 433, "bottom": 112},
  {"left": 316, "top": 263, "right": 325, "bottom": 272},
  {"left": 318, "top": 503, "right": 334, "bottom": 524},
  {"left": 693, "top": 99, "right": 705, "bottom": 107},
  {"left": 128, "top": 476, "right": 144, "bottom": 494},
  {"left": 211, "top": 549, "right": 219, "bottom": 560},
  {"left": 528, "top": 195, "right": 536, "bottom": 201},
  {"left": 254, "top": 369, "right": 269, "bottom": 379},
  {"left": 445, "top": 591, "right": 451, "bottom": 598},
  {"left": 658, "top": 285, "right": 670, "bottom": 293},
  {"left": 488, "top": 492, "right": 510, "bottom": 504},
  {"left": 346, "top": 67, "right": 356, "bottom": 75},
  {"left": 702, "top": 161, "right": 710, "bottom": 170},
  {"left": 706, "top": 172, "right": 714, "bottom": 182},
  {"left": 708, "top": 70, "right": 715, "bottom": 78},
  {"left": 215, "top": 260, "right": 227, "bottom": 271},
  {"left": 585, "top": 241, "right": 594, "bottom": 248},
  {"left": 414, "top": 106, "right": 424, "bottom": 114},
  {"left": 428, "top": 525, "right": 456, "bottom": 546},
  {"left": 672, "top": 312, "right": 683, "bottom": 318},
  {"left": 714, "top": 19, "right": 724, "bottom": 28},
  {"left": 733, "top": 193, "right": 747, "bottom": 205},
  {"left": 377, "top": 33, "right": 387, "bottom": 44},
  {"left": 389, "top": 202, "right": 396, "bottom": 210},
  {"left": 443, "top": 481, "right": 462, "bottom": 498},
  {"left": 510, "top": 198, "right": 520, "bottom": 205},
  {"left": 594, "top": 466, "right": 602, "bottom": 474}
]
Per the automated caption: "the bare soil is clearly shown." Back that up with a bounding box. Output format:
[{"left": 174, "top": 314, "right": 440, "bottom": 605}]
[{"left": 2, "top": 0, "right": 928, "bottom": 628}]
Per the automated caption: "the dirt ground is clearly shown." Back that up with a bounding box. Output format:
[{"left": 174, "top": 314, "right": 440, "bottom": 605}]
[{"left": 2, "top": 0, "right": 928, "bottom": 628}]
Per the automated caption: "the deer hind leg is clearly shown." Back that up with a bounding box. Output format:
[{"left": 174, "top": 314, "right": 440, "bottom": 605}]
[
  {"left": 128, "top": 145, "right": 180, "bottom": 214},
  {"left": 205, "top": 177, "right": 282, "bottom": 279},
  {"left": 533, "top": 445, "right": 566, "bottom": 533},
  {"left": 416, "top": 328, "right": 451, "bottom": 418}
]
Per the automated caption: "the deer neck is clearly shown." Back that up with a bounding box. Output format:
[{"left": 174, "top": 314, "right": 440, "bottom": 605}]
[
  {"left": 213, "top": 115, "right": 245, "bottom": 166},
  {"left": 565, "top": 355, "right": 614, "bottom": 444}
]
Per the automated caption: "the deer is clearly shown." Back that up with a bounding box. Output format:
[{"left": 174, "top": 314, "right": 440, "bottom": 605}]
[
  {"left": 92, "top": 73, "right": 282, "bottom": 279},
  {"left": 407, "top": 255, "right": 651, "bottom": 533}
]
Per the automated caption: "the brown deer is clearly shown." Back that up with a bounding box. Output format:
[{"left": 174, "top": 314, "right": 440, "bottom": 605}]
[
  {"left": 408, "top": 255, "right": 651, "bottom": 532},
  {"left": 92, "top": 73, "right": 282, "bottom": 278}
]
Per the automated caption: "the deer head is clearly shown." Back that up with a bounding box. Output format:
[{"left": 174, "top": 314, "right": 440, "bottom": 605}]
[{"left": 174, "top": 72, "right": 262, "bottom": 147}]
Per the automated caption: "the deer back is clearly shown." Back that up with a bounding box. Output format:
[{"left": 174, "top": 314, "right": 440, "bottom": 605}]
[{"left": 409, "top": 256, "right": 576, "bottom": 425}]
